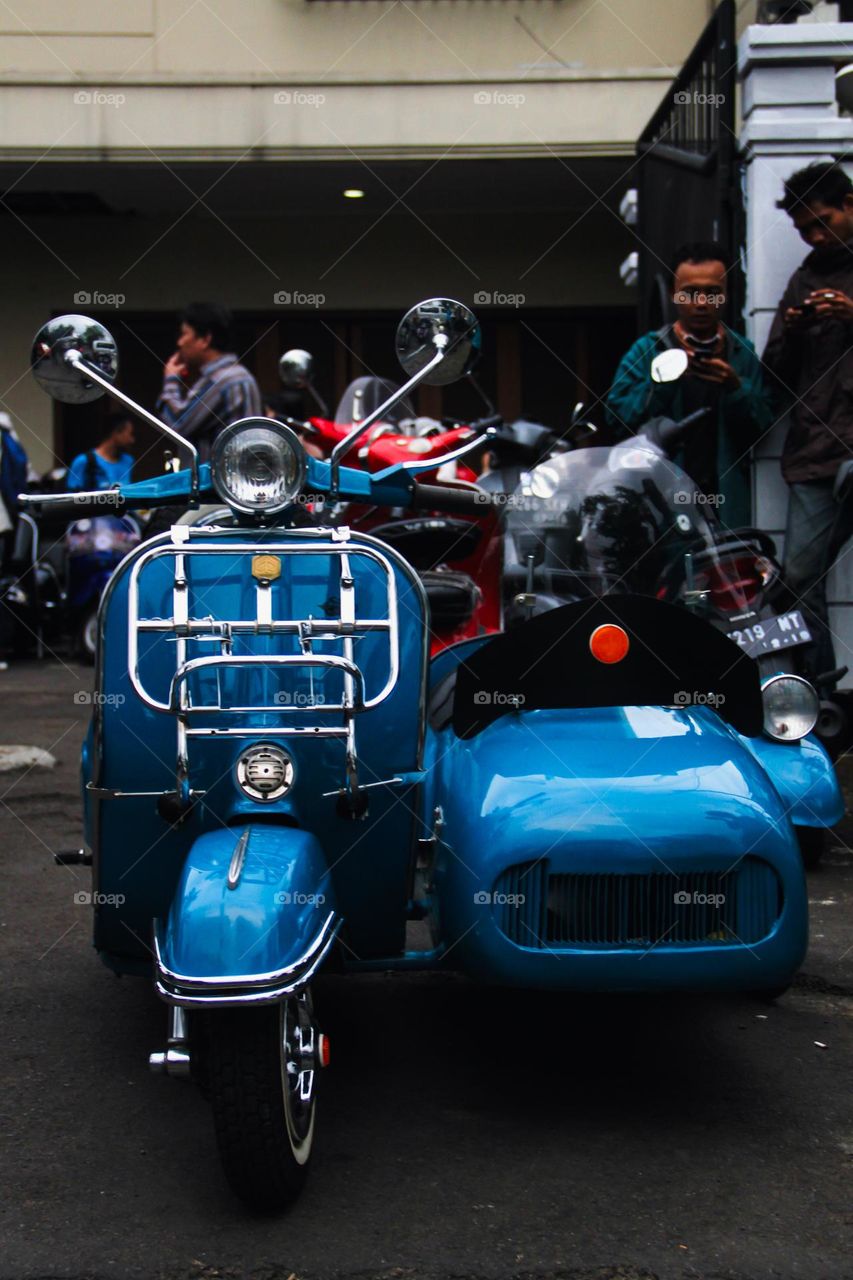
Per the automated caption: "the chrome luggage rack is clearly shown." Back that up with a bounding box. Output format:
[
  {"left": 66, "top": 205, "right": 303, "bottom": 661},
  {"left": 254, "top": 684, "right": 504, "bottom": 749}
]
[{"left": 125, "top": 527, "right": 401, "bottom": 813}]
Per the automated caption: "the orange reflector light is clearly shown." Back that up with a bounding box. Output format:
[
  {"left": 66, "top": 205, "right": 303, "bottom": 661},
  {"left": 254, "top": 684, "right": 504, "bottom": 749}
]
[
  {"left": 589, "top": 624, "right": 629, "bottom": 664},
  {"left": 318, "top": 1034, "right": 331, "bottom": 1068}
]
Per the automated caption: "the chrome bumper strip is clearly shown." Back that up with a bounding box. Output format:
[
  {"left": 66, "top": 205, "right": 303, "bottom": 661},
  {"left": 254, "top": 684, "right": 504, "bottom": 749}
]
[{"left": 153, "top": 911, "right": 341, "bottom": 1007}]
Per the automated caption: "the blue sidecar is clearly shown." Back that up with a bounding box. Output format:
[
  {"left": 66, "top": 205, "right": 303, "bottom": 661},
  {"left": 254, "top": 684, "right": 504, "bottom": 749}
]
[{"left": 26, "top": 301, "right": 842, "bottom": 1211}]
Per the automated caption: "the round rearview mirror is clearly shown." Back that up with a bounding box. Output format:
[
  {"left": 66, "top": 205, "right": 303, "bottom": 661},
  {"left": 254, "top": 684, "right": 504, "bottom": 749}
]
[
  {"left": 31, "top": 314, "right": 118, "bottom": 405},
  {"left": 279, "top": 348, "right": 314, "bottom": 389},
  {"left": 395, "top": 298, "right": 481, "bottom": 387},
  {"left": 650, "top": 348, "right": 688, "bottom": 384}
]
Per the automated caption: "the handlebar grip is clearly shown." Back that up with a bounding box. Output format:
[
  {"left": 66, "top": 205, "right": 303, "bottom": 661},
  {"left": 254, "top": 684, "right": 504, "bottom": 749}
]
[
  {"left": 469, "top": 413, "right": 503, "bottom": 432},
  {"left": 409, "top": 482, "right": 494, "bottom": 515},
  {"left": 20, "top": 493, "right": 128, "bottom": 518}
]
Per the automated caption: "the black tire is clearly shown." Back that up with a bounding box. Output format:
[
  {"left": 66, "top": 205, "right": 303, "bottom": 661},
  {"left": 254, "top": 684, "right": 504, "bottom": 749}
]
[
  {"left": 797, "top": 826, "right": 826, "bottom": 871},
  {"left": 206, "top": 997, "right": 316, "bottom": 1210},
  {"left": 75, "top": 608, "right": 98, "bottom": 664},
  {"left": 814, "top": 699, "right": 850, "bottom": 760},
  {"left": 750, "top": 984, "right": 792, "bottom": 1003}
]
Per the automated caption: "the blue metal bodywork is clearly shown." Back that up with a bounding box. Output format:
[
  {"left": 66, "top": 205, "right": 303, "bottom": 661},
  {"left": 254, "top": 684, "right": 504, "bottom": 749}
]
[
  {"left": 88, "top": 524, "right": 427, "bottom": 978},
  {"left": 154, "top": 825, "right": 338, "bottom": 1004},
  {"left": 81, "top": 464, "right": 843, "bottom": 999}
]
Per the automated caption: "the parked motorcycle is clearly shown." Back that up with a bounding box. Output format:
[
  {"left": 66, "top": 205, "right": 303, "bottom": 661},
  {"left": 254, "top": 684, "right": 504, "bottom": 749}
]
[
  {"left": 278, "top": 353, "right": 503, "bottom": 653},
  {"left": 648, "top": 347, "right": 850, "bottom": 758},
  {"left": 26, "top": 300, "right": 841, "bottom": 1211},
  {"left": 0, "top": 502, "right": 140, "bottom": 661}
]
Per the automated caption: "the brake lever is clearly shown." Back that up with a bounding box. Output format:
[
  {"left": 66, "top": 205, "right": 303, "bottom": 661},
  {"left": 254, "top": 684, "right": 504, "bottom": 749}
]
[{"left": 370, "top": 426, "right": 498, "bottom": 483}]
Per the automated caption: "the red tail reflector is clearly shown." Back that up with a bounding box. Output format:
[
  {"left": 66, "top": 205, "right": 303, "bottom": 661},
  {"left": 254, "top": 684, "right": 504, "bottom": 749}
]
[
  {"left": 589, "top": 624, "right": 630, "bottom": 664},
  {"left": 702, "top": 555, "right": 763, "bottom": 613}
]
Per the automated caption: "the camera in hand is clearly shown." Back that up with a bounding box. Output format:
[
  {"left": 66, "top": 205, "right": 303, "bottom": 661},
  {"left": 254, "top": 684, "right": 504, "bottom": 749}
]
[{"left": 684, "top": 334, "right": 718, "bottom": 365}]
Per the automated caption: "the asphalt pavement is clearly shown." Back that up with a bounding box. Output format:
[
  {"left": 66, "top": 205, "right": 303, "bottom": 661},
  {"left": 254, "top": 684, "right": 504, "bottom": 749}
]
[{"left": 1, "top": 659, "right": 852, "bottom": 1280}]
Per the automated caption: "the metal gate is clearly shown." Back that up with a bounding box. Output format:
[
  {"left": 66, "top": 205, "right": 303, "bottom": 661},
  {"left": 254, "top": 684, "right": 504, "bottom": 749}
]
[{"left": 635, "top": 0, "right": 740, "bottom": 332}]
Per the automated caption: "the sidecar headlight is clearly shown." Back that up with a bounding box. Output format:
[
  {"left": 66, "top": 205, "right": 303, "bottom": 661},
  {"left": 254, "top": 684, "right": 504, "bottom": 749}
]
[
  {"left": 761, "top": 674, "right": 819, "bottom": 742},
  {"left": 211, "top": 418, "right": 306, "bottom": 516}
]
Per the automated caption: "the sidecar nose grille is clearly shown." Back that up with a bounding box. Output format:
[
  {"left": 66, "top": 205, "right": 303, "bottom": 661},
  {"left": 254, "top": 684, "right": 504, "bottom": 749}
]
[{"left": 492, "top": 859, "right": 781, "bottom": 949}]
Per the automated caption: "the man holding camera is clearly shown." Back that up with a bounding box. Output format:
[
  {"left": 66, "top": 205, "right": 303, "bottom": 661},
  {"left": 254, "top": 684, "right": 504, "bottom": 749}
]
[
  {"left": 763, "top": 161, "right": 853, "bottom": 682},
  {"left": 606, "top": 241, "right": 769, "bottom": 528}
]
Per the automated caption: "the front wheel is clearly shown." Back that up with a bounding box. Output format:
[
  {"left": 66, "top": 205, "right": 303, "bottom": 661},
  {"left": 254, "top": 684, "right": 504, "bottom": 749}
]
[
  {"left": 206, "top": 994, "right": 319, "bottom": 1209},
  {"left": 797, "top": 826, "right": 826, "bottom": 871},
  {"left": 75, "top": 607, "right": 98, "bottom": 664}
]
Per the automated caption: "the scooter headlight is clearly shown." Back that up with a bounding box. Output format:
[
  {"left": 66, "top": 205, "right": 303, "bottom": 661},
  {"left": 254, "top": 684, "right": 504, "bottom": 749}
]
[
  {"left": 211, "top": 418, "right": 306, "bottom": 516},
  {"left": 761, "top": 673, "right": 819, "bottom": 742}
]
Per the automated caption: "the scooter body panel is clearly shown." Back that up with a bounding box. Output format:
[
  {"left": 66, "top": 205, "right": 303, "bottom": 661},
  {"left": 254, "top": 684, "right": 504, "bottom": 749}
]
[
  {"left": 423, "top": 693, "right": 811, "bottom": 993},
  {"left": 88, "top": 527, "right": 428, "bottom": 972},
  {"left": 157, "top": 824, "right": 335, "bottom": 993},
  {"left": 737, "top": 731, "right": 844, "bottom": 828}
]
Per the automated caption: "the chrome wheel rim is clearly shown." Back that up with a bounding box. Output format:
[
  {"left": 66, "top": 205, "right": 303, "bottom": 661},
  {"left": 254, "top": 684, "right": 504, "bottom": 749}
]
[{"left": 280, "top": 994, "right": 316, "bottom": 1164}]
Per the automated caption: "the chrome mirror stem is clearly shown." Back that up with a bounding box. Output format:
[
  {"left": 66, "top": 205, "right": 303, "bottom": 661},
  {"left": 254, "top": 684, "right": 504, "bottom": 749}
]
[
  {"left": 328, "top": 336, "right": 447, "bottom": 497},
  {"left": 67, "top": 351, "right": 201, "bottom": 503}
]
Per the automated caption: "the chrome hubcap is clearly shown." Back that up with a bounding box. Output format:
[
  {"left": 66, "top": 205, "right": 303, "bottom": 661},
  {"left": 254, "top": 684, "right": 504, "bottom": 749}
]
[{"left": 282, "top": 995, "right": 316, "bottom": 1147}]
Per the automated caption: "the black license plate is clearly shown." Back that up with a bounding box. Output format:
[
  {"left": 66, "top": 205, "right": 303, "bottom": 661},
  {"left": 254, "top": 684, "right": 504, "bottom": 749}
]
[{"left": 727, "top": 611, "right": 811, "bottom": 658}]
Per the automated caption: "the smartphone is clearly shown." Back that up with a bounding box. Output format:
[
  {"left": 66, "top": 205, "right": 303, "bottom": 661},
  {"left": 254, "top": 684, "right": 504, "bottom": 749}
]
[{"left": 802, "top": 292, "right": 836, "bottom": 312}]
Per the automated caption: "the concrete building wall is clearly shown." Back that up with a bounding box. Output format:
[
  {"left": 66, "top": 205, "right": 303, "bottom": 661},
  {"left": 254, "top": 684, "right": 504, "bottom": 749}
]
[
  {"left": 1, "top": 1, "right": 717, "bottom": 80},
  {"left": 2, "top": 1, "right": 729, "bottom": 470}
]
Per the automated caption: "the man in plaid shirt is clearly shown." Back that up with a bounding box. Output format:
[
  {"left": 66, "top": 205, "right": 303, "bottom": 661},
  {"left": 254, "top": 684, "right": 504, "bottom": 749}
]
[{"left": 157, "top": 302, "right": 261, "bottom": 458}]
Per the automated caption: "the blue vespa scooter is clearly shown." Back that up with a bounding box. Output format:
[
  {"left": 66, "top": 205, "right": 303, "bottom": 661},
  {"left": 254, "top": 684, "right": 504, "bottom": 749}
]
[{"left": 26, "top": 301, "right": 842, "bottom": 1211}]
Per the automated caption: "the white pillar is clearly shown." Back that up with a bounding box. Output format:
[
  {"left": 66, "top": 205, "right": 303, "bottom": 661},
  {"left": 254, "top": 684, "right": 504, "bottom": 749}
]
[{"left": 739, "top": 22, "right": 853, "bottom": 680}]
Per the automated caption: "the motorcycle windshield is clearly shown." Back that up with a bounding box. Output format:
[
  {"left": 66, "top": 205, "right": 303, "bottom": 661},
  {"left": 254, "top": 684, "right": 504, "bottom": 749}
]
[
  {"left": 333, "top": 376, "right": 413, "bottom": 426},
  {"left": 505, "top": 442, "right": 720, "bottom": 602}
]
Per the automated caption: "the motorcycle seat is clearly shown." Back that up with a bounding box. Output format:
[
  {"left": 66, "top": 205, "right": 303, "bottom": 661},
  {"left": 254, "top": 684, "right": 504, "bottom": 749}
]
[{"left": 420, "top": 569, "right": 481, "bottom": 629}]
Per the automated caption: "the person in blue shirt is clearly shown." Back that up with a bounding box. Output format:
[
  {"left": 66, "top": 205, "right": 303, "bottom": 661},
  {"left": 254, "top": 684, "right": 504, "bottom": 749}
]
[{"left": 67, "top": 412, "right": 135, "bottom": 491}]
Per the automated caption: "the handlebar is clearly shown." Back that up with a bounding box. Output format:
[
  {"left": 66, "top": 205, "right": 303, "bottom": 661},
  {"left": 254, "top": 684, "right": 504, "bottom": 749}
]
[
  {"left": 438, "top": 413, "right": 503, "bottom": 433},
  {"left": 643, "top": 407, "right": 712, "bottom": 455},
  {"left": 409, "top": 482, "right": 494, "bottom": 515},
  {"left": 467, "top": 413, "right": 503, "bottom": 433},
  {"left": 21, "top": 489, "right": 128, "bottom": 518},
  {"left": 20, "top": 450, "right": 496, "bottom": 522}
]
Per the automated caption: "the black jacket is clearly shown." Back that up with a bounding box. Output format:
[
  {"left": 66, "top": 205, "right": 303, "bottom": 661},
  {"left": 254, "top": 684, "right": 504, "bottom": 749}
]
[{"left": 762, "top": 241, "right": 853, "bottom": 483}]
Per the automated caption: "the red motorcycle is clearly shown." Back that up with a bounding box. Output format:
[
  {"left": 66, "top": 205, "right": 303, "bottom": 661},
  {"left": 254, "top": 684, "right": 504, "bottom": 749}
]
[{"left": 277, "top": 356, "right": 502, "bottom": 653}]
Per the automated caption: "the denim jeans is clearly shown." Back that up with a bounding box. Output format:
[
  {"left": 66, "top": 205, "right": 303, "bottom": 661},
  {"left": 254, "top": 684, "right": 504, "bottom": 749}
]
[{"left": 784, "top": 479, "right": 853, "bottom": 682}]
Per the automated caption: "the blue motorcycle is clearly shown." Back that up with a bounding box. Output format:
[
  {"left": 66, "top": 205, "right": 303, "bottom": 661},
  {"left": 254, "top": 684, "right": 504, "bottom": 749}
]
[{"left": 26, "top": 302, "right": 842, "bottom": 1210}]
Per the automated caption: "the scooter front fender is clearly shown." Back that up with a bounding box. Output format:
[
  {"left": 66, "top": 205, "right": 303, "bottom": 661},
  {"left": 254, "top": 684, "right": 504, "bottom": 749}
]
[
  {"left": 738, "top": 731, "right": 844, "bottom": 829},
  {"left": 154, "top": 824, "right": 340, "bottom": 1007}
]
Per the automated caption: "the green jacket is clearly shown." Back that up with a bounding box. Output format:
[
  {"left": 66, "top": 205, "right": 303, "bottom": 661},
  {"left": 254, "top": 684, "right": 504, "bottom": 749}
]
[{"left": 604, "top": 327, "right": 771, "bottom": 530}]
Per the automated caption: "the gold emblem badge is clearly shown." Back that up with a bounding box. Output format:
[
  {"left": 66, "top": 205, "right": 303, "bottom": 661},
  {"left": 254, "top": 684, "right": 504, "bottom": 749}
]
[{"left": 251, "top": 554, "right": 281, "bottom": 581}]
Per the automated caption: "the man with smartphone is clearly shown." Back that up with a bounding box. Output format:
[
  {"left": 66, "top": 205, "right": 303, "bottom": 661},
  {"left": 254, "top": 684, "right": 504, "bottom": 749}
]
[
  {"left": 156, "top": 302, "right": 261, "bottom": 458},
  {"left": 606, "top": 241, "right": 769, "bottom": 528},
  {"left": 763, "top": 161, "right": 853, "bottom": 683}
]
